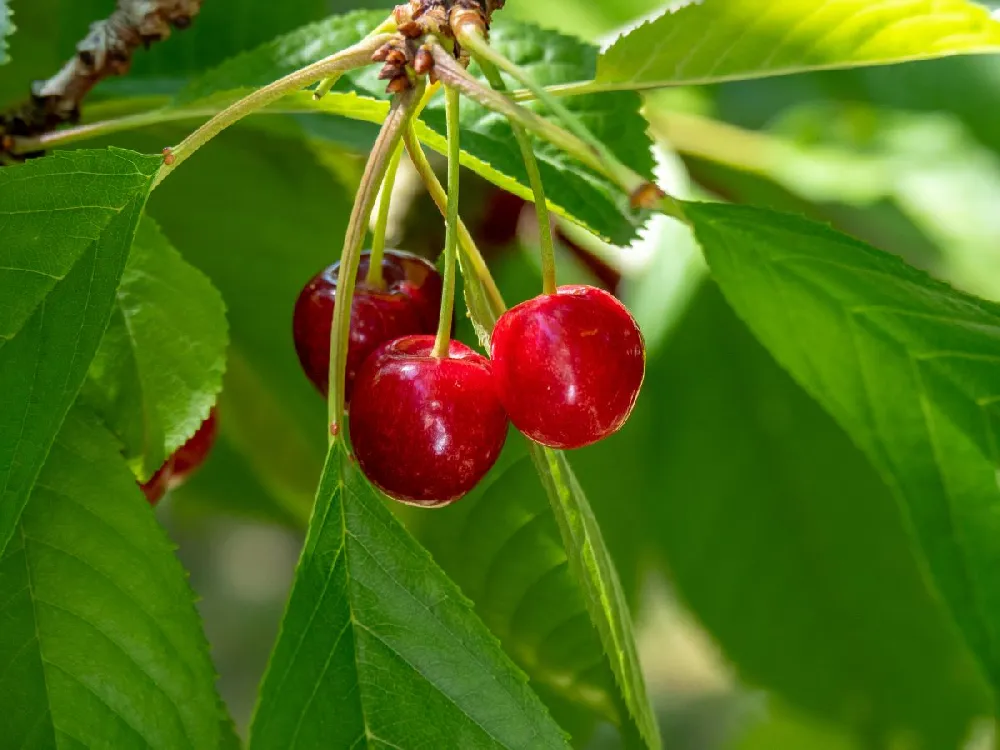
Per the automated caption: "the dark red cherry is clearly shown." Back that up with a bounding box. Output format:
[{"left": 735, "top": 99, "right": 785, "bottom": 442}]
[
  {"left": 349, "top": 335, "right": 508, "bottom": 506},
  {"left": 139, "top": 458, "right": 175, "bottom": 505},
  {"left": 169, "top": 407, "right": 219, "bottom": 487},
  {"left": 490, "top": 285, "right": 645, "bottom": 449},
  {"left": 293, "top": 250, "right": 442, "bottom": 401},
  {"left": 138, "top": 408, "right": 219, "bottom": 504}
]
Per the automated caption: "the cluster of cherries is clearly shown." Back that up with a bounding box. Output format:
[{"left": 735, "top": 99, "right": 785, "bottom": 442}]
[
  {"left": 293, "top": 249, "right": 645, "bottom": 507},
  {"left": 140, "top": 409, "right": 218, "bottom": 504}
]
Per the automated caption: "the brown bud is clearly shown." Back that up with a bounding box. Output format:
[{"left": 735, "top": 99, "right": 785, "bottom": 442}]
[
  {"left": 414, "top": 46, "right": 434, "bottom": 75},
  {"left": 386, "top": 76, "right": 411, "bottom": 94}
]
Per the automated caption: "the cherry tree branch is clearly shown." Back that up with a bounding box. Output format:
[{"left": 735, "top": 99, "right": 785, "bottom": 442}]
[{"left": 0, "top": 0, "right": 203, "bottom": 155}]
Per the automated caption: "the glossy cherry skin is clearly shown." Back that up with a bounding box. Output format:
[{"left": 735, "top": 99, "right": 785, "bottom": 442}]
[
  {"left": 490, "top": 285, "right": 645, "bottom": 449},
  {"left": 349, "top": 335, "right": 508, "bottom": 506},
  {"left": 138, "top": 408, "right": 219, "bottom": 504},
  {"left": 293, "top": 250, "right": 442, "bottom": 402}
]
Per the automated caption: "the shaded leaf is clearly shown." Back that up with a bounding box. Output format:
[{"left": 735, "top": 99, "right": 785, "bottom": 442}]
[
  {"left": 248, "top": 440, "right": 569, "bottom": 750},
  {"left": 687, "top": 200, "right": 1000, "bottom": 693},
  {"left": 642, "top": 281, "right": 991, "bottom": 746},
  {"left": 0, "top": 407, "right": 226, "bottom": 749},
  {"left": 0, "top": 148, "right": 158, "bottom": 557},
  {"left": 529, "top": 445, "right": 661, "bottom": 749},
  {"left": 84, "top": 215, "right": 228, "bottom": 481},
  {"left": 599, "top": 0, "right": 1000, "bottom": 89}
]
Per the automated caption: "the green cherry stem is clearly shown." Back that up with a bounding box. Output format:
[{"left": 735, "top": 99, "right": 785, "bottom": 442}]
[
  {"left": 401, "top": 125, "right": 506, "bottom": 320},
  {"left": 152, "top": 28, "right": 393, "bottom": 189},
  {"left": 474, "top": 54, "right": 557, "bottom": 295},
  {"left": 365, "top": 141, "right": 404, "bottom": 288},
  {"left": 328, "top": 82, "right": 425, "bottom": 435},
  {"left": 432, "top": 86, "right": 462, "bottom": 358}
]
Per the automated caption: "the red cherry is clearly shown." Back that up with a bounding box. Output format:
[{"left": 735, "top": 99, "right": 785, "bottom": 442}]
[
  {"left": 349, "top": 335, "right": 508, "bottom": 506},
  {"left": 169, "top": 407, "right": 219, "bottom": 488},
  {"left": 138, "top": 408, "right": 219, "bottom": 504},
  {"left": 139, "top": 458, "right": 175, "bottom": 505},
  {"left": 292, "top": 250, "right": 442, "bottom": 401},
  {"left": 490, "top": 285, "right": 645, "bottom": 449}
]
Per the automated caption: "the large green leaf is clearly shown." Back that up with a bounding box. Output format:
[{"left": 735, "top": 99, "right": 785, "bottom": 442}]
[
  {"left": 642, "top": 281, "right": 991, "bottom": 745},
  {"left": 687, "top": 200, "right": 1000, "bottom": 693},
  {"left": 0, "top": 0, "right": 12, "bottom": 65},
  {"left": 598, "top": 0, "right": 1000, "bottom": 89},
  {"left": 0, "top": 407, "right": 227, "bottom": 749},
  {"left": 0, "top": 148, "right": 158, "bottom": 557},
  {"left": 407, "top": 433, "right": 620, "bottom": 740},
  {"left": 83, "top": 215, "right": 228, "bottom": 481},
  {"left": 248, "top": 440, "right": 569, "bottom": 750},
  {"left": 169, "top": 14, "right": 653, "bottom": 244}
]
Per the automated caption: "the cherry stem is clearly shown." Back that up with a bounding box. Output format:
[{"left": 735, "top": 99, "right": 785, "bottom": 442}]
[
  {"left": 430, "top": 43, "right": 687, "bottom": 223},
  {"left": 366, "top": 141, "right": 404, "bottom": 288},
  {"left": 151, "top": 23, "right": 394, "bottom": 189},
  {"left": 402, "top": 126, "right": 505, "bottom": 321},
  {"left": 328, "top": 83, "right": 425, "bottom": 435},
  {"left": 473, "top": 53, "right": 557, "bottom": 295},
  {"left": 432, "top": 87, "right": 462, "bottom": 359}
]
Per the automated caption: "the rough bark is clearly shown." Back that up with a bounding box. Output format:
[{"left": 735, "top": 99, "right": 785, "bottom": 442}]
[{"left": 1, "top": 0, "right": 203, "bottom": 156}]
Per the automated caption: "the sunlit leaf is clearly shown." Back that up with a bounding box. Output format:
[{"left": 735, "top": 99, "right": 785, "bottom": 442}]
[{"left": 599, "top": 0, "right": 1000, "bottom": 89}]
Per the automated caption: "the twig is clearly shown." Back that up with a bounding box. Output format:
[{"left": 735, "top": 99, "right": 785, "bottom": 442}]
[{"left": 1, "top": 0, "right": 204, "bottom": 156}]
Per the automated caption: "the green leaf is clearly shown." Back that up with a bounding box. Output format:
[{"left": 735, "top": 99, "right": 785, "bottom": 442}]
[
  {"left": 598, "top": 0, "right": 1000, "bottom": 89},
  {"left": 528, "top": 445, "right": 661, "bottom": 749},
  {"left": 687, "top": 200, "right": 1000, "bottom": 694},
  {"left": 83, "top": 215, "right": 228, "bottom": 481},
  {"left": 0, "top": 406, "right": 226, "bottom": 749},
  {"left": 407, "top": 433, "right": 621, "bottom": 738},
  {"left": 248, "top": 440, "right": 570, "bottom": 750},
  {"left": 642, "top": 281, "right": 991, "bottom": 745},
  {"left": 126, "top": 126, "right": 351, "bottom": 522},
  {"left": 0, "top": 148, "right": 158, "bottom": 557},
  {"left": 0, "top": 0, "right": 13, "bottom": 65},
  {"left": 171, "top": 14, "right": 653, "bottom": 244}
]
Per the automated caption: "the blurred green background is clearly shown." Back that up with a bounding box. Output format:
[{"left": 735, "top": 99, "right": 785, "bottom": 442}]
[{"left": 8, "top": 0, "right": 1000, "bottom": 747}]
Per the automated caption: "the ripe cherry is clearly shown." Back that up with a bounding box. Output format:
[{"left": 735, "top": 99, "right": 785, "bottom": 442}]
[
  {"left": 292, "top": 250, "right": 442, "bottom": 401},
  {"left": 169, "top": 408, "right": 218, "bottom": 487},
  {"left": 349, "top": 335, "right": 508, "bottom": 506},
  {"left": 490, "top": 285, "right": 645, "bottom": 449},
  {"left": 139, "top": 408, "right": 219, "bottom": 504}
]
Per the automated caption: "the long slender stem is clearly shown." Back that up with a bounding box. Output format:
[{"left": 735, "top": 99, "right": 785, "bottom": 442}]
[
  {"left": 475, "top": 55, "right": 557, "bottom": 295},
  {"left": 402, "top": 126, "right": 505, "bottom": 320},
  {"left": 432, "top": 87, "right": 462, "bottom": 358},
  {"left": 328, "top": 84, "right": 424, "bottom": 434},
  {"left": 152, "top": 30, "right": 393, "bottom": 189},
  {"left": 366, "top": 142, "right": 405, "bottom": 288}
]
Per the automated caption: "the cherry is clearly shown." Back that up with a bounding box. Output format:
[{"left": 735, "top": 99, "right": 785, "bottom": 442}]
[
  {"left": 139, "top": 459, "right": 174, "bottom": 504},
  {"left": 490, "top": 285, "right": 645, "bottom": 449},
  {"left": 293, "top": 250, "right": 442, "bottom": 401},
  {"left": 138, "top": 408, "right": 219, "bottom": 504},
  {"left": 169, "top": 408, "right": 218, "bottom": 487},
  {"left": 349, "top": 335, "right": 508, "bottom": 506}
]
